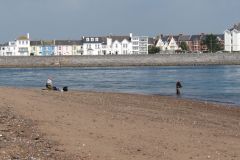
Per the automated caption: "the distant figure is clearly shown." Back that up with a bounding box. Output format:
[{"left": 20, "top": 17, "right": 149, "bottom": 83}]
[
  {"left": 46, "top": 77, "right": 53, "bottom": 90},
  {"left": 176, "top": 81, "right": 182, "bottom": 95},
  {"left": 45, "top": 77, "right": 68, "bottom": 92}
]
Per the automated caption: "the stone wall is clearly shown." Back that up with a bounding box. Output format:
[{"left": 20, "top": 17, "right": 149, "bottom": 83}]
[{"left": 0, "top": 53, "right": 240, "bottom": 68}]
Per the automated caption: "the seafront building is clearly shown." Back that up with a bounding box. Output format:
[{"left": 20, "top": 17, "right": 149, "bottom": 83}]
[
  {"left": 155, "top": 35, "right": 179, "bottom": 51},
  {"left": 107, "top": 35, "right": 132, "bottom": 55},
  {"left": 131, "top": 34, "right": 148, "bottom": 54},
  {"left": 82, "top": 36, "right": 106, "bottom": 55},
  {"left": 224, "top": 23, "right": 240, "bottom": 52},
  {"left": 0, "top": 34, "right": 30, "bottom": 56},
  {"left": 55, "top": 40, "right": 83, "bottom": 55}
]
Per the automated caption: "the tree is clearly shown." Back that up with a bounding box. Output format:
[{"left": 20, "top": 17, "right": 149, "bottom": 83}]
[
  {"left": 203, "top": 34, "right": 221, "bottom": 53},
  {"left": 179, "top": 42, "right": 188, "bottom": 51},
  {"left": 148, "top": 46, "right": 160, "bottom": 54}
]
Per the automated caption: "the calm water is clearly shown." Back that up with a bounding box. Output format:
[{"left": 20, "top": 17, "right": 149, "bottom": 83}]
[{"left": 0, "top": 66, "right": 240, "bottom": 105}]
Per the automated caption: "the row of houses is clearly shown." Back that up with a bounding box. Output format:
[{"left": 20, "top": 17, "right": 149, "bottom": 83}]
[
  {"left": 0, "top": 32, "right": 226, "bottom": 56},
  {"left": 0, "top": 33, "right": 149, "bottom": 56},
  {"left": 153, "top": 33, "right": 224, "bottom": 53}
]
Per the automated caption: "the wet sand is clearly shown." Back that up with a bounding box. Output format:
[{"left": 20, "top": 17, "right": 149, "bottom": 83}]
[{"left": 0, "top": 87, "right": 240, "bottom": 160}]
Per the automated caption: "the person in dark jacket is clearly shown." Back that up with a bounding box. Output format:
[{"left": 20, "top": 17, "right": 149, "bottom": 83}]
[{"left": 176, "top": 81, "right": 182, "bottom": 95}]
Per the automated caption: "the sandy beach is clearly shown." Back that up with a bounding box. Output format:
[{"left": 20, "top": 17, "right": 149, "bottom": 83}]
[{"left": 0, "top": 87, "right": 240, "bottom": 160}]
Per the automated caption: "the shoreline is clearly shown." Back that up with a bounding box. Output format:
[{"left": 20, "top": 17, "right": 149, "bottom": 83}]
[
  {"left": 0, "top": 87, "right": 240, "bottom": 159},
  {"left": 0, "top": 53, "right": 240, "bottom": 68},
  {"left": 9, "top": 86, "right": 240, "bottom": 108}
]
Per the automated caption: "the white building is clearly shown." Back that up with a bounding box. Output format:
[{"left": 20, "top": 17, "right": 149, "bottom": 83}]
[
  {"left": 130, "top": 33, "right": 148, "bottom": 54},
  {"left": 16, "top": 34, "right": 31, "bottom": 56},
  {"left": 0, "top": 33, "right": 30, "bottom": 56},
  {"left": 106, "top": 35, "right": 132, "bottom": 55},
  {"left": 224, "top": 23, "right": 240, "bottom": 52},
  {"left": 155, "top": 37, "right": 166, "bottom": 51},
  {"left": 0, "top": 41, "right": 17, "bottom": 56},
  {"left": 82, "top": 37, "right": 106, "bottom": 55},
  {"left": 155, "top": 35, "right": 179, "bottom": 51}
]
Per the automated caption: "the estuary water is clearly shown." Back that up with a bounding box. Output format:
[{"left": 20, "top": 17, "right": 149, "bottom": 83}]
[{"left": 0, "top": 65, "right": 240, "bottom": 105}]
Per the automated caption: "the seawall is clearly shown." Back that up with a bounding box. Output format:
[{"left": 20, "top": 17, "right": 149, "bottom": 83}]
[{"left": 0, "top": 53, "right": 240, "bottom": 68}]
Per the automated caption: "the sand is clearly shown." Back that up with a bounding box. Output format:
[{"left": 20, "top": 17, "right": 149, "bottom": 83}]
[{"left": 0, "top": 87, "right": 240, "bottom": 160}]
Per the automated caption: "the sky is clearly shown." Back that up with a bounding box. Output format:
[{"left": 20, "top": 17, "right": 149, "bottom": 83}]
[{"left": 0, "top": 0, "right": 239, "bottom": 42}]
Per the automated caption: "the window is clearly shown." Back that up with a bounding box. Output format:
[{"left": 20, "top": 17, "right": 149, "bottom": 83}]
[
  {"left": 91, "top": 38, "right": 94, "bottom": 41},
  {"left": 133, "top": 47, "right": 139, "bottom": 50},
  {"left": 86, "top": 38, "right": 89, "bottom": 42},
  {"left": 133, "top": 42, "right": 138, "bottom": 45},
  {"left": 95, "top": 38, "right": 99, "bottom": 41},
  {"left": 115, "top": 44, "right": 118, "bottom": 48},
  {"left": 132, "top": 37, "right": 139, "bottom": 41}
]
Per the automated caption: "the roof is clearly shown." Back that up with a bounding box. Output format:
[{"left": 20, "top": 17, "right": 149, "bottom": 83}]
[
  {"left": 178, "top": 35, "right": 191, "bottom": 41},
  {"left": 172, "top": 35, "right": 180, "bottom": 41},
  {"left": 230, "top": 23, "right": 240, "bottom": 31},
  {"left": 82, "top": 37, "right": 107, "bottom": 44},
  {"left": 17, "top": 35, "right": 29, "bottom": 40},
  {"left": 30, "top": 41, "right": 42, "bottom": 46},
  {"left": 216, "top": 34, "right": 224, "bottom": 40},
  {"left": 41, "top": 40, "right": 55, "bottom": 46},
  {"left": 109, "top": 35, "right": 131, "bottom": 42},
  {"left": 55, "top": 40, "right": 82, "bottom": 45},
  {"left": 190, "top": 35, "right": 202, "bottom": 41},
  {"left": 0, "top": 42, "right": 11, "bottom": 47},
  {"left": 161, "top": 36, "right": 170, "bottom": 42},
  {"left": 30, "top": 40, "right": 54, "bottom": 46},
  {"left": 148, "top": 37, "right": 155, "bottom": 45}
]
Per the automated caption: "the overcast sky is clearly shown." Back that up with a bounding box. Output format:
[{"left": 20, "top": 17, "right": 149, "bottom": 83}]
[{"left": 0, "top": 0, "right": 239, "bottom": 42}]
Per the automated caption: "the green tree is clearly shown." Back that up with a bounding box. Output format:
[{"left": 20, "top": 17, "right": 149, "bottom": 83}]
[
  {"left": 203, "top": 34, "right": 221, "bottom": 53},
  {"left": 179, "top": 42, "right": 188, "bottom": 51},
  {"left": 148, "top": 46, "right": 160, "bottom": 54}
]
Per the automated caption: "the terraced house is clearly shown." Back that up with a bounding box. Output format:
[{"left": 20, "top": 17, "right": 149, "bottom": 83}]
[
  {"left": 224, "top": 23, "right": 240, "bottom": 52},
  {"left": 82, "top": 37, "right": 106, "bottom": 55},
  {"left": 30, "top": 41, "right": 42, "bottom": 56},
  {"left": 0, "top": 34, "right": 30, "bottom": 56},
  {"left": 55, "top": 40, "right": 83, "bottom": 55},
  {"left": 107, "top": 35, "right": 132, "bottom": 55}
]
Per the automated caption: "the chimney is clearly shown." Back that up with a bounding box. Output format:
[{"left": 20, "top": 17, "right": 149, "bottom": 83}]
[
  {"left": 129, "top": 33, "right": 133, "bottom": 38},
  {"left": 27, "top": 33, "right": 30, "bottom": 39}
]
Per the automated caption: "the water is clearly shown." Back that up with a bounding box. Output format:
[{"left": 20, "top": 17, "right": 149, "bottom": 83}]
[{"left": 0, "top": 65, "right": 240, "bottom": 105}]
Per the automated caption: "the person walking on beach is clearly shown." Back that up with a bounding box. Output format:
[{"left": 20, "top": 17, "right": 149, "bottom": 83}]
[{"left": 176, "top": 81, "right": 182, "bottom": 95}]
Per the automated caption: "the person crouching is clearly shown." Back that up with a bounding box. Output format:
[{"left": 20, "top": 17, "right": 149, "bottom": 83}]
[{"left": 46, "top": 77, "right": 53, "bottom": 90}]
